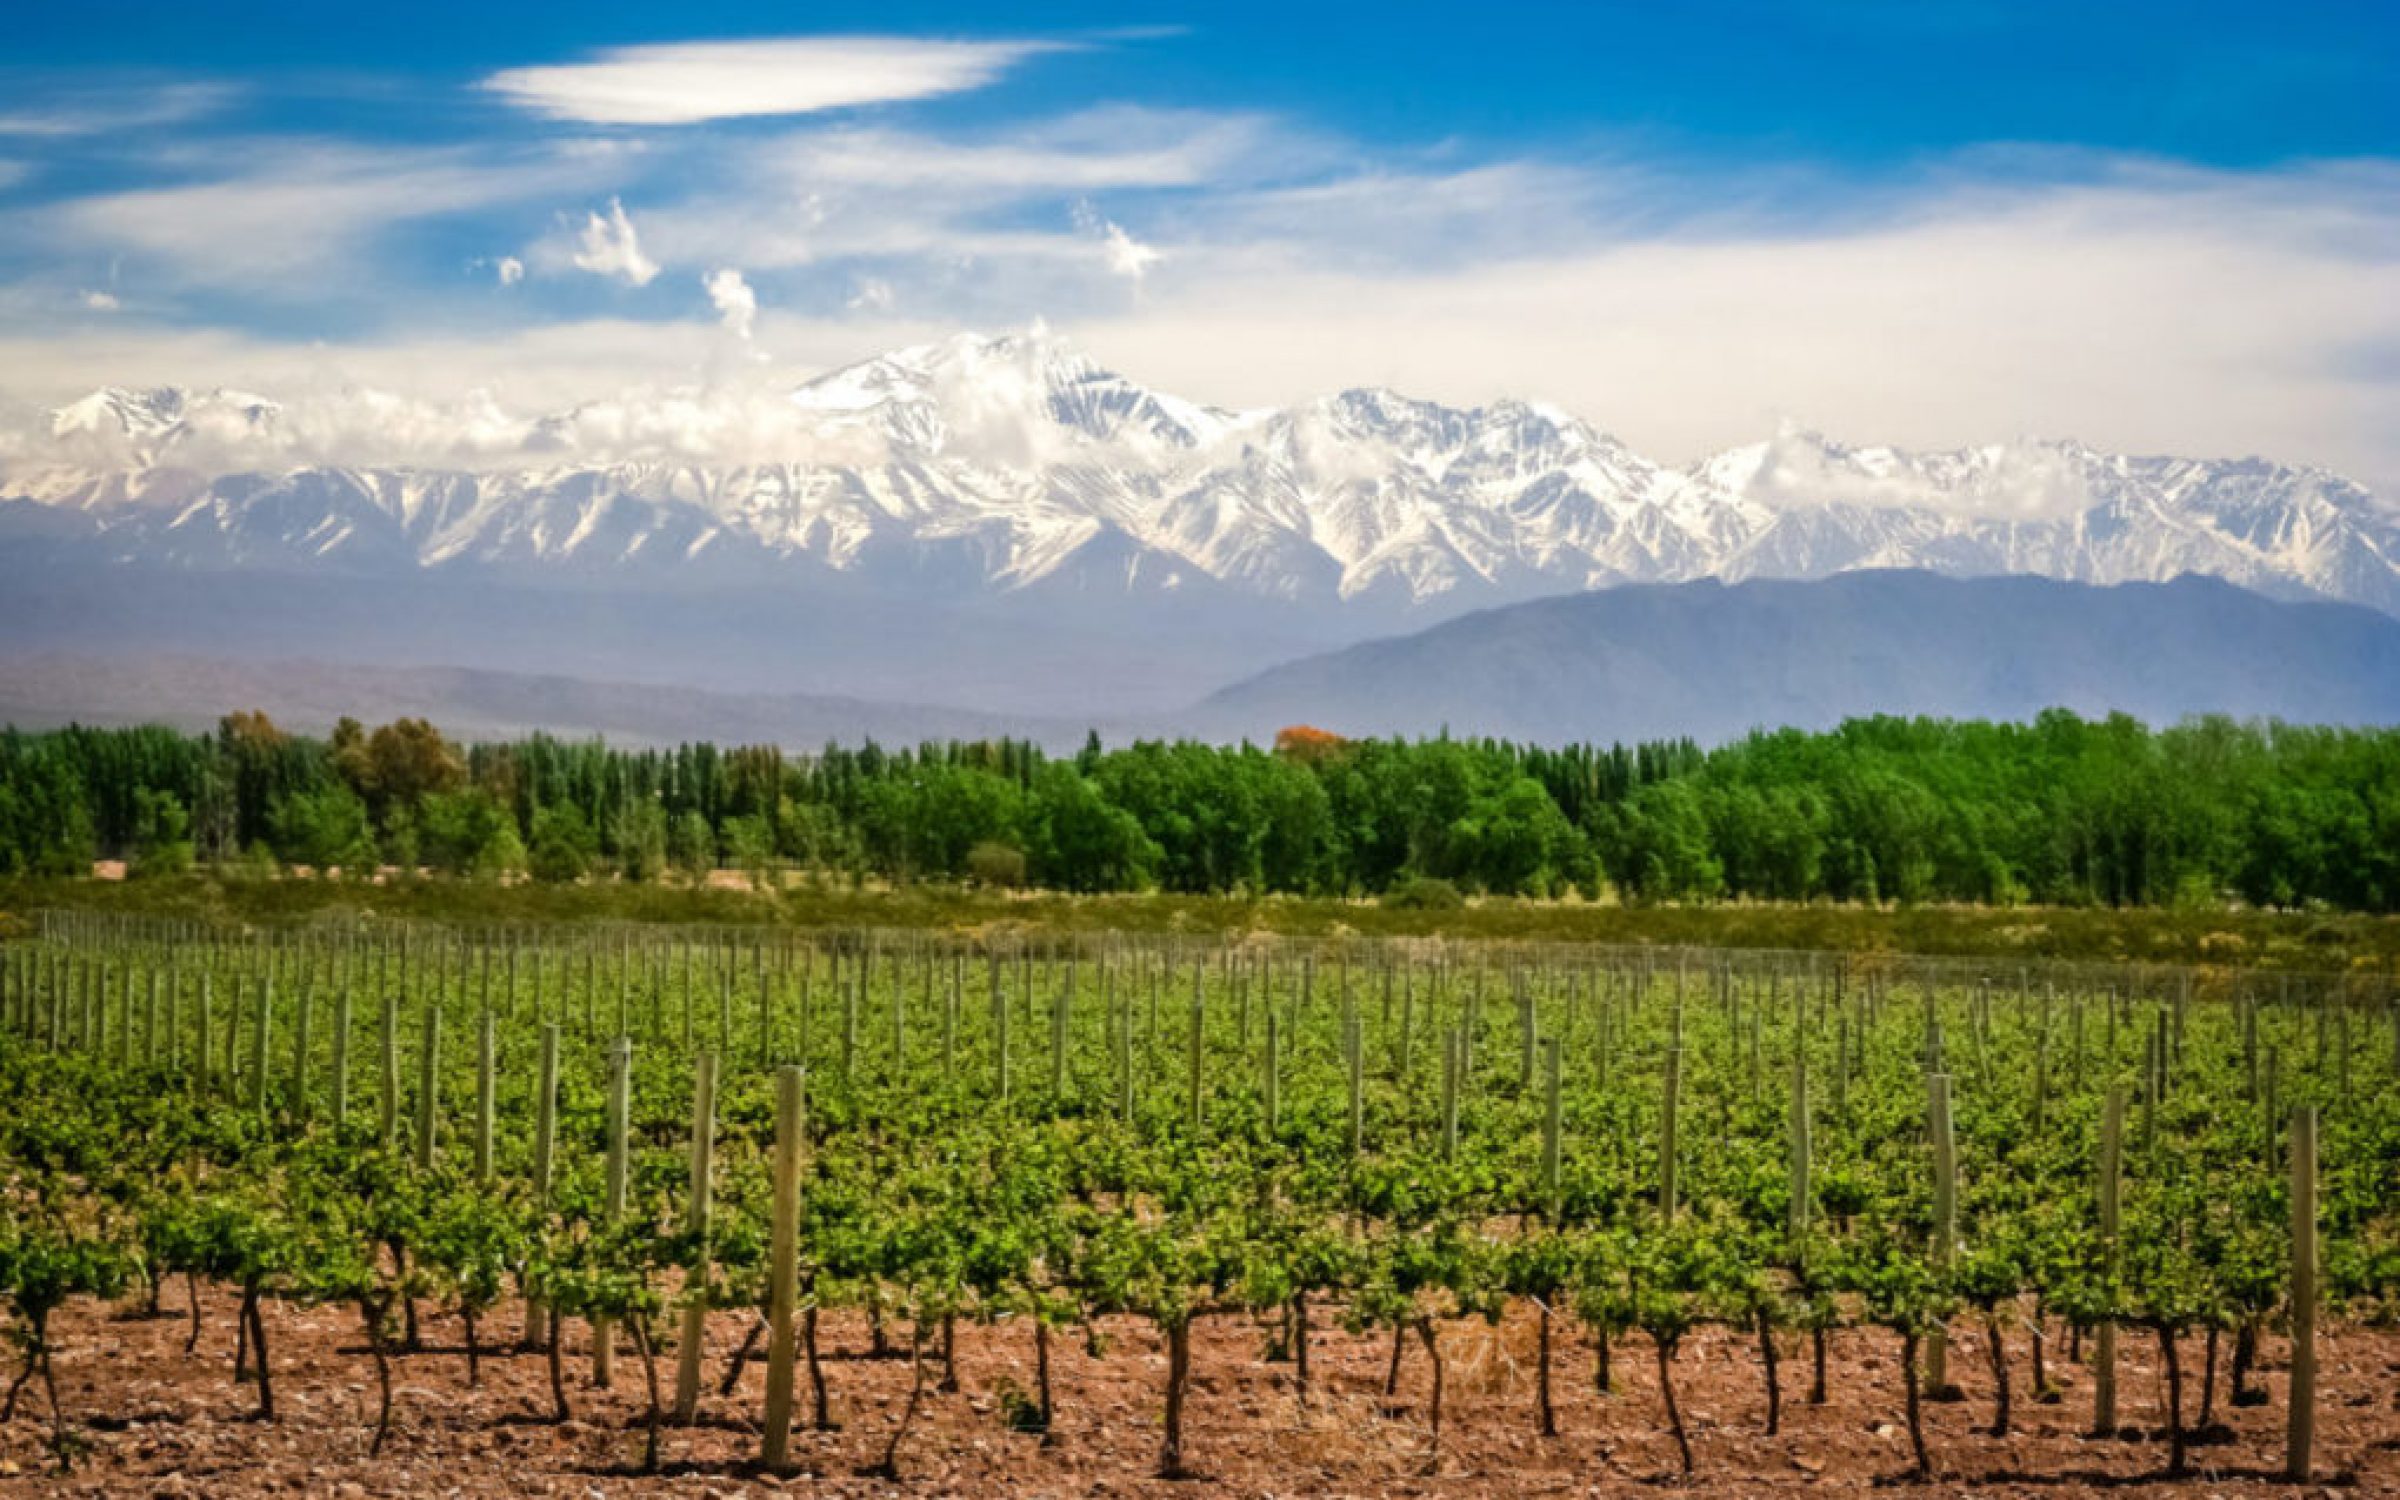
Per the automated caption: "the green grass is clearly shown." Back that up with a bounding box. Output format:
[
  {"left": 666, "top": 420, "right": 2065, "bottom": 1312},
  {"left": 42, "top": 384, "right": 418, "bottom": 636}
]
[{"left": 6, "top": 872, "right": 2397, "bottom": 973}]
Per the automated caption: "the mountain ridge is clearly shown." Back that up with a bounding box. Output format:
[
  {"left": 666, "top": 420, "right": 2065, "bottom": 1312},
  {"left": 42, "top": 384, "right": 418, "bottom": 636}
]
[
  {"left": 6, "top": 571, "right": 2397, "bottom": 750},
  {"left": 1193, "top": 569, "right": 2400, "bottom": 746},
  {"left": 8, "top": 328, "right": 2396, "bottom": 622}
]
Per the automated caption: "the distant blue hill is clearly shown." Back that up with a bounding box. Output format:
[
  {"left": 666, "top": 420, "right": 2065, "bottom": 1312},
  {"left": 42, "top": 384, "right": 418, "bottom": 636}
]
[{"left": 1190, "top": 570, "right": 2400, "bottom": 744}]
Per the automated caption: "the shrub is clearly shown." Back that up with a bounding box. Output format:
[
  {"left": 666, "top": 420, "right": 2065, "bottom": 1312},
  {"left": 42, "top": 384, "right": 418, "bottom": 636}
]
[
  {"left": 966, "top": 840, "right": 1028, "bottom": 890},
  {"left": 1382, "top": 875, "right": 1464, "bottom": 911}
]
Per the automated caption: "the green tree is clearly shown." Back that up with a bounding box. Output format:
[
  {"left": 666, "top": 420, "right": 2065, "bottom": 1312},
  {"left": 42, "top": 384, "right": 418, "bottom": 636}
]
[
  {"left": 126, "top": 788, "right": 194, "bottom": 879},
  {"left": 269, "top": 785, "right": 374, "bottom": 876},
  {"left": 527, "top": 803, "right": 599, "bottom": 883},
  {"left": 1023, "top": 765, "right": 1157, "bottom": 892},
  {"left": 668, "top": 809, "right": 716, "bottom": 883},
  {"left": 612, "top": 798, "right": 669, "bottom": 883}
]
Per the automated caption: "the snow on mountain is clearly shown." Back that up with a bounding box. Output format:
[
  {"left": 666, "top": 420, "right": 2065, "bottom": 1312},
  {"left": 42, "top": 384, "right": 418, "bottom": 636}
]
[{"left": 4, "top": 327, "right": 2396, "bottom": 619}]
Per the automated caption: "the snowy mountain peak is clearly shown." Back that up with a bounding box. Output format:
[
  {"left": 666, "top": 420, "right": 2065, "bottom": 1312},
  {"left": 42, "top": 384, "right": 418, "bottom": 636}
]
[
  {"left": 789, "top": 325, "right": 1233, "bottom": 459},
  {"left": 47, "top": 386, "right": 287, "bottom": 479},
  {"left": 2, "top": 332, "right": 2394, "bottom": 621}
]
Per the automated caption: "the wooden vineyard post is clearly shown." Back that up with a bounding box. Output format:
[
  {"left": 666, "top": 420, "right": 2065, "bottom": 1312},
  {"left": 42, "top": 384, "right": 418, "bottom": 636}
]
[
  {"left": 756, "top": 953, "right": 773, "bottom": 1068},
  {"left": 1833, "top": 1007, "right": 1849, "bottom": 1118},
  {"left": 996, "top": 974, "right": 1012, "bottom": 1106},
  {"left": 1926, "top": 1072, "right": 1958, "bottom": 1395},
  {"left": 2093, "top": 1086, "right": 2124, "bottom": 1435},
  {"left": 1789, "top": 1037, "right": 1811, "bottom": 1249},
  {"left": 1348, "top": 1006, "right": 1367, "bottom": 1159},
  {"left": 2264, "top": 1048, "right": 2283, "bottom": 1170},
  {"left": 249, "top": 979, "right": 272, "bottom": 1114},
  {"left": 943, "top": 962, "right": 960, "bottom": 1085},
  {"left": 835, "top": 974, "right": 855, "bottom": 1080},
  {"left": 883, "top": 962, "right": 899, "bottom": 1075},
  {"left": 1264, "top": 1007, "right": 1281, "bottom": 1135},
  {"left": 672, "top": 1050, "right": 720, "bottom": 1423},
  {"left": 474, "top": 1011, "right": 497, "bottom": 1182},
  {"left": 1660, "top": 1046, "right": 1683, "bottom": 1217},
  {"left": 2287, "top": 1106, "right": 2318, "bottom": 1483},
  {"left": 1119, "top": 998, "right": 1136, "bottom": 1124},
  {"left": 761, "top": 1065, "right": 807, "bottom": 1471},
  {"left": 289, "top": 980, "right": 313, "bottom": 1123},
  {"left": 1187, "top": 985, "right": 1204, "bottom": 1131},
  {"left": 2244, "top": 993, "right": 2261, "bottom": 1102},
  {"left": 2031, "top": 1009, "right": 2051, "bottom": 1135},
  {"left": 2336, "top": 1005, "right": 2352, "bottom": 1106},
  {"left": 330, "top": 988, "right": 352, "bottom": 1129},
  {"left": 1595, "top": 992, "right": 1614, "bottom": 1096},
  {"left": 595, "top": 1036, "right": 632, "bottom": 1388},
  {"left": 196, "top": 975, "right": 215, "bottom": 1096},
  {"left": 1541, "top": 1037, "right": 1562, "bottom": 1219},
  {"left": 1517, "top": 974, "right": 1535, "bottom": 1089},
  {"left": 2141, "top": 1015, "right": 2163, "bottom": 1157},
  {"left": 414, "top": 1002, "right": 441, "bottom": 1172},
  {"left": 379, "top": 993, "right": 400, "bottom": 1148},
  {"left": 526, "top": 1023, "right": 558, "bottom": 1347},
  {"left": 1441, "top": 1026, "right": 1461, "bottom": 1162},
  {"left": 1051, "top": 978, "right": 1070, "bottom": 1098}
]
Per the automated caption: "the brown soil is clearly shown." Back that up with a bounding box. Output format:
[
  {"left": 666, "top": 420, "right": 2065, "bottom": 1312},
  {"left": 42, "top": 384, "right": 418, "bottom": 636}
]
[{"left": 2, "top": 1288, "right": 2394, "bottom": 1497}]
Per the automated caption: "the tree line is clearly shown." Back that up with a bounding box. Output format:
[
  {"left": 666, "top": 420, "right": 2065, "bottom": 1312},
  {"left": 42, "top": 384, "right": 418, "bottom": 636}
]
[{"left": 0, "top": 709, "right": 2394, "bottom": 910}]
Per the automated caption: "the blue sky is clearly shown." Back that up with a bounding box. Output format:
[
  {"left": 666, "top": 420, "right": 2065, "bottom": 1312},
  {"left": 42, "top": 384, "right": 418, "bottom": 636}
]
[
  {"left": 1, "top": 1, "right": 2395, "bottom": 485},
  {"left": 10, "top": 2, "right": 2391, "bottom": 164}
]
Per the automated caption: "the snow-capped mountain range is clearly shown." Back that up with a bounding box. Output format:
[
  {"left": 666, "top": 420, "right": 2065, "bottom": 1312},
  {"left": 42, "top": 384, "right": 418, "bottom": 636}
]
[{"left": 5, "top": 327, "right": 2397, "bottom": 619}]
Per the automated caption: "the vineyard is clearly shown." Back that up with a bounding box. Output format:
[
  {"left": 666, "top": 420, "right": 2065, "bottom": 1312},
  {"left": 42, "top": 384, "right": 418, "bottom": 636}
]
[{"left": 2, "top": 914, "right": 2397, "bottom": 1493}]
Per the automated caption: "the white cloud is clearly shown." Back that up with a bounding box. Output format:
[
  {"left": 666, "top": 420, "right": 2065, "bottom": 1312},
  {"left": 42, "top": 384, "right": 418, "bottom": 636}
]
[
  {"left": 703, "top": 266, "right": 757, "bottom": 339},
  {"left": 1101, "top": 225, "right": 1161, "bottom": 282},
  {"left": 480, "top": 37, "right": 1063, "bottom": 125},
  {"left": 45, "top": 142, "right": 616, "bottom": 292},
  {"left": 0, "top": 82, "right": 235, "bottom": 138},
  {"left": 765, "top": 110, "right": 1275, "bottom": 192},
  {"left": 1080, "top": 209, "right": 1161, "bottom": 283},
  {"left": 79, "top": 289, "right": 119, "bottom": 312},
  {"left": 1071, "top": 161, "right": 2400, "bottom": 494},
  {"left": 571, "top": 198, "right": 659, "bottom": 286},
  {"left": 5, "top": 117, "right": 2395, "bottom": 501},
  {"left": 636, "top": 109, "right": 1290, "bottom": 276},
  {"left": 495, "top": 255, "right": 525, "bottom": 287}
]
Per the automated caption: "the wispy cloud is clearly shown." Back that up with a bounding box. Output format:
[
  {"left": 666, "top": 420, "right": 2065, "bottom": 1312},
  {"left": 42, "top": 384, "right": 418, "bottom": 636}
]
[
  {"left": 480, "top": 37, "right": 1065, "bottom": 126},
  {"left": 630, "top": 108, "right": 1283, "bottom": 286},
  {"left": 44, "top": 141, "right": 619, "bottom": 292},
  {"left": 0, "top": 54, "right": 2392, "bottom": 500},
  {"left": 0, "top": 80, "right": 236, "bottom": 138},
  {"left": 761, "top": 109, "right": 1278, "bottom": 192},
  {"left": 1074, "top": 160, "right": 2400, "bottom": 492}
]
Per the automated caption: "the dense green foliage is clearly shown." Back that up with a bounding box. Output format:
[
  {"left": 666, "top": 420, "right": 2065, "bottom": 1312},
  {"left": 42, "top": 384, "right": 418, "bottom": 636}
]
[
  {"left": 0, "top": 918, "right": 2393, "bottom": 1480},
  {"left": 6, "top": 708, "right": 2400, "bottom": 909}
]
